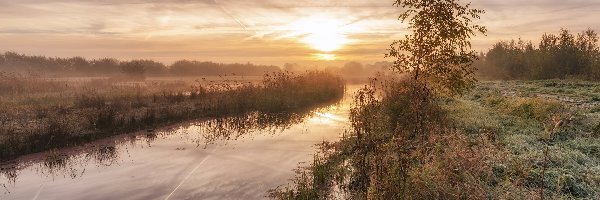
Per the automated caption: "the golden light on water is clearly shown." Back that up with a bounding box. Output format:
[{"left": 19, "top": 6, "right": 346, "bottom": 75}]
[{"left": 309, "top": 112, "right": 346, "bottom": 125}]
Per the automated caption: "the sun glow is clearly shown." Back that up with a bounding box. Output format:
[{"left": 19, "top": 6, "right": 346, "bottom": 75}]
[
  {"left": 287, "top": 15, "right": 350, "bottom": 52},
  {"left": 314, "top": 53, "right": 336, "bottom": 61}
]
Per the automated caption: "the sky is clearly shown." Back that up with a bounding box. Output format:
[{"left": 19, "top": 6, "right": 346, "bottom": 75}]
[{"left": 0, "top": 0, "right": 599, "bottom": 66}]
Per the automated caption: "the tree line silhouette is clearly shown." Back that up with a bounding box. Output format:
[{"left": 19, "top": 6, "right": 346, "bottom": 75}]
[
  {"left": 0, "top": 52, "right": 281, "bottom": 77},
  {"left": 476, "top": 29, "right": 600, "bottom": 80}
]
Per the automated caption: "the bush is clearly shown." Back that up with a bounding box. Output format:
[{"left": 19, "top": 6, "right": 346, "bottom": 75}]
[
  {"left": 270, "top": 78, "right": 496, "bottom": 199},
  {"left": 481, "top": 95, "right": 565, "bottom": 122},
  {"left": 508, "top": 98, "right": 565, "bottom": 122}
]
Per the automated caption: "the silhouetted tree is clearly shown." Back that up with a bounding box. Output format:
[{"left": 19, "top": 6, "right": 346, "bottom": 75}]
[
  {"left": 91, "top": 58, "right": 121, "bottom": 75},
  {"left": 477, "top": 28, "right": 600, "bottom": 80},
  {"left": 169, "top": 60, "right": 280, "bottom": 76},
  {"left": 131, "top": 59, "right": 167, "bottom": 76},
  {"left": 68, "top": 57, "right": 91, "bottom": 74},
  {"left": 0, "top": 51, "right": 282, "bottom": 77},
  {"left": 120, "top": 61, "right": 146, "bottom": 80}
]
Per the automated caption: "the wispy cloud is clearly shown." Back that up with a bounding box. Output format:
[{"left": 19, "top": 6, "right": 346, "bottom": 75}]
[{"left": 0, "top": 0, "right": 598, "bottom": 65}]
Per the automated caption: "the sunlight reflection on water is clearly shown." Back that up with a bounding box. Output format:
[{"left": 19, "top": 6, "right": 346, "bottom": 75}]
[{"left": 0, "top": 86, "right": 359, "bottom": 200}]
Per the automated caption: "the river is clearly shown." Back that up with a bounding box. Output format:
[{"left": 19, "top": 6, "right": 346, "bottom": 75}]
[{"left": 0, "top": 86, "right": 357, "bottom": 200}]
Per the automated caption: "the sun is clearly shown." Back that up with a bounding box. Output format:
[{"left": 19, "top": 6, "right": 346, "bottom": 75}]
[
  {"left": 314, "top": 53, "right": 336, "bottom": 61},
  {"left": 287, "top": 15, "right": 349, "bottom": 52}
]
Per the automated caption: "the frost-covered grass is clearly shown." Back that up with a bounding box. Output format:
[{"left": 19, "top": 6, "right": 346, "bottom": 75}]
[{"left": 271, "top": 79, "right": 600, "bottom": 199}]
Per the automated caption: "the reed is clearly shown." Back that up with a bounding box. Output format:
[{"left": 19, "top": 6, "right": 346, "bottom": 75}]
[{"left": 0, "top": 71, "right": 345, "bottom": 161}]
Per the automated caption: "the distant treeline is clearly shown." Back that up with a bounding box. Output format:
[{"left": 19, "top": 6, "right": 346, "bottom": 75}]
[
  {"left": 0, "top": 51, "right": 281, "bottom": 77},
  {"left": 476, "top": 29, "right": 600, "bottom": 80},
  {"left": 283, "top": 61, "right": 392, "bottom": 78}
]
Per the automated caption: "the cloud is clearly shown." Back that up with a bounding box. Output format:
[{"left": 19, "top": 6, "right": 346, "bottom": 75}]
[{"left": 0, "top": 0, "right": 598, "bottom": 65}]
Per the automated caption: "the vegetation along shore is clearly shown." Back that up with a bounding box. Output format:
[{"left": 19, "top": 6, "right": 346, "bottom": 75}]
[{"left": 0, "top": 71, "right": 345, "bottom": 161}]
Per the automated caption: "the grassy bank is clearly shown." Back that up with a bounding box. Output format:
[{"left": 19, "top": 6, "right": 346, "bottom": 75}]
[
  {"left": 270, "top": 79, "right": 600, "bottom": 199},
  {"left": 0, "top": 71, "right": 345, "bottom": 161}
]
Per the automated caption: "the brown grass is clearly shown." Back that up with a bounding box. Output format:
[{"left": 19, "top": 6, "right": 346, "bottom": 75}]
[{"left": 0, "top": 71, "right": 345, "bottom": 161}]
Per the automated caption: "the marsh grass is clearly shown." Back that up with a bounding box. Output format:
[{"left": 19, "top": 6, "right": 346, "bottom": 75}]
[{"left": 0, "top": 71, "right": 345, "bottom": 161}]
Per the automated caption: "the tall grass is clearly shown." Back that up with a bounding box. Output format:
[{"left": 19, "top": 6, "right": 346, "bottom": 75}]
[
  {"left": 270, "top": 79, "right": 600, "bottom": 199},
  {"left": 0, "top": 71, "right": 345, "bottom": 161},
  {"left": 270, "top": 77, "right": 496, "bottom": 199}
]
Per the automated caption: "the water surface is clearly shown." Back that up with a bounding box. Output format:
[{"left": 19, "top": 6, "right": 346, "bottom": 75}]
[{"left": 0, "top": 87, "right": 356, "bottom": 200}]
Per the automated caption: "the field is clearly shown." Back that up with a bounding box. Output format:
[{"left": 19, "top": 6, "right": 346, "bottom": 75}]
[
  {"left": 270, "top": 79, "right": 600, "bottom": 199},
  {"left": 0, "top": 71, "right": 345, "bottom": 161},
  {"left": 448, "top": 80, "right": 600, "bottom": 198}
]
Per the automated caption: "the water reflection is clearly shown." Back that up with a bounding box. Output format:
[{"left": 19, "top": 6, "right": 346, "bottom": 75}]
[
  {"left": 195, "top": 112, "right": 306, "bottom": 147},
  {"left": 0, "top": 103, "right": 338, "bottom": 193}
]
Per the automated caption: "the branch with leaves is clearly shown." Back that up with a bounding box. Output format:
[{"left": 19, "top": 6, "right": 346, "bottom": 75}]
[{"left": 386, "top": 0, "right": 487, "bottom": 95}]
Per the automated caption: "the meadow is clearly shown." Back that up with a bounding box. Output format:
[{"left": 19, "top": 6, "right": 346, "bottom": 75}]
[
  {"left": 446, "top": 80, "right": 600, "bottom": 198},
  {"left": 0, "top": 71, "right": 345, "bottom": 161},
  {"left": 270, "top": 79, "right": 600, "bottom": 199}
]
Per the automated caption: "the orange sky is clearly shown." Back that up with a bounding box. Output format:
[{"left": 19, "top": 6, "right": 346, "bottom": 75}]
[{"left": 0, "top": 0, "right": 599, "bottom": 66}]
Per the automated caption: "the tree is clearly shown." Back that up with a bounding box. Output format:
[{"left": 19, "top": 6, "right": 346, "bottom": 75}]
[
  {"left": 577, "top": 29, "right": 600, "bottom": 79},
  {"left": 479, "top": 29, "right": 600, "bottom": 80},
  {"left": 120, "top": 61, "right": 146, "bottom": 80},
  {"left": 386, "top": 0, "right": 487, "bottom": 95},
  {"left": 132, "top": 59, "right": 167, "bottom": 76},
  {"left": 91, "top": 58, "right": 120, "bottom": 75},
  {"left": 69, "top": 57, "right": 92, "bottom": 74}
]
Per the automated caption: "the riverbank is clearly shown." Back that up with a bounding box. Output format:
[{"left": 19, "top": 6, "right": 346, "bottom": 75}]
[
  {"left": 0, "top": 84, "right": 357, "bottom": 200},
  {"left": 0, "top": 71, "right": 345, "bottom": 161},
  {"left": 271, "top": 79, "right": 600, "bottom": 199}
]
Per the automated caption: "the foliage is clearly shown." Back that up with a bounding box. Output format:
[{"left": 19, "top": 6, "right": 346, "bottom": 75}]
[
  {"left": 0, "top": 51, "right": 281, "bottom": 77},
  {"left": 120, "top": 61, "right": 146, "bottom": 80},
  {"left": 476, "top": 29, "right": 600, "bottom": 80},
  {"left": 270, "top": 78, "right": 499, "bottom": 199},
  {"left": 271, "top": 80, "right": 600, "bottom": 199},
  {"left": 386, "top": 0, "right": 487, "bottom": 95},
  {"left": 271, "top": 1, "right": 492, "bottom": 198}
]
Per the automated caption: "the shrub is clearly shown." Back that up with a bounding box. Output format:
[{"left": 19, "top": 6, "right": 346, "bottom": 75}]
[
  {"left": 508, "top": 98, "right": 565, "bottom": 121},
  {"left": 270, "top": 78, "right": 494, "bottom": 199}
]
